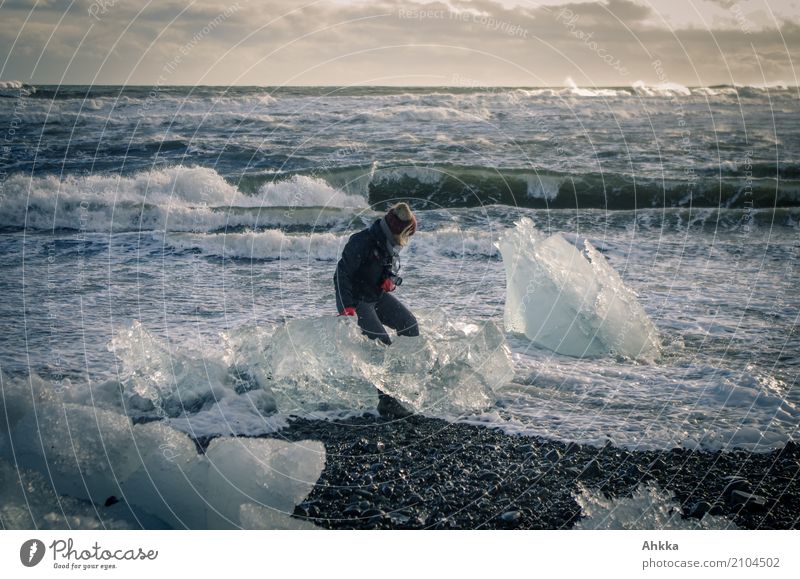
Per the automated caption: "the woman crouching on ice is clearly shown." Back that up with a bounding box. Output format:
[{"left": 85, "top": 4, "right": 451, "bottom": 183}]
[
  {"left": 334, "top": 203, "right": 419, "bottom": 418},
  {"left": 334, "top": 202, "right": 419, "bottom": 346}
]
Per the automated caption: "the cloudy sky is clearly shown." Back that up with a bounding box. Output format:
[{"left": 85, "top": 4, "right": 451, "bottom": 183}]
[{"left": 0, "top": 0, "right": 798, "bottom": 86}]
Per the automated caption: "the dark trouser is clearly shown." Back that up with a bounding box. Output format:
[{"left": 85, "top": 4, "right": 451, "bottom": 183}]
[{"left": 356, "top": 293, "right": 419, "bottom": 345}]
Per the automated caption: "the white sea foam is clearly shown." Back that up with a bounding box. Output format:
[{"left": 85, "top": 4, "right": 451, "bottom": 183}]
[
  {"left": 164, "top": 227, "right": 500, "bottom": 261},
  {"left": 408, "top": 226, "right": 500, "bottom": 259},
  {"left": 372, "top": 165, "right": 447, "bottom": 186},
  {"left": 0, "top": 80, "right": 30, "bottom": 97},
  {"left": 525, "top": 174, "right": 562, "bottom": 201},
  {"left": 514, "top": 87, "right": 630, "bottom": 99},
  {"left": 631, "top": 80, "right": 692, "bottom": 97},
  {"left": 691, "top": 86, "right": 740, "bottom": 97},
  {"left": 464, "top": 352, "right": 800, "bottom": 452},
  {"left": 0, "top": 167, "right": 366, "bottom": 231},
  {"left": 352, "top": 104, "right": 490, "bottom": 123},
  {"left": 256, "top": 174, "right": 366, "bottom": 207},
  {"left": 165, "top": 230, "right": 345, "bottom": 260},
  {"left": 563, "top": 77, "right": 625, "bottom": 98}
]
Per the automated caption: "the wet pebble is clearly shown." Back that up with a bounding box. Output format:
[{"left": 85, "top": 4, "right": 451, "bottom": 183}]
[
  {"left": 498, "top": 510, "right": 522, "bottom": 526},
  {"left": 544, "top": 449, "right": 561, "bottom": 462},
  {"left": 259, "top": 414, "right": 798, "bottom": 530}
]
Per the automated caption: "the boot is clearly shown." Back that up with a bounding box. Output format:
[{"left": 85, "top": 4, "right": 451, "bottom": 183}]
[{"left": 376, "top": 390, "right": 413, "bottom": 419}]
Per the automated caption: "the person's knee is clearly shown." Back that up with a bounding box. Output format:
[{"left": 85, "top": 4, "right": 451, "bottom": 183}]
[
  {"left": 362, "top": 328, "right": 392, "bottom": 345},
  {"left": 397, "top": 313, "right": 419, "bottom": 337},
  {"left": 357, "top": 314, "right": 392, "bottom": 344}
]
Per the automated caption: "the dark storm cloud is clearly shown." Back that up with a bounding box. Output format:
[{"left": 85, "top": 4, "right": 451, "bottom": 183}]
[{"left": 0, "top": 0, "right": 797, "bottom": 85}]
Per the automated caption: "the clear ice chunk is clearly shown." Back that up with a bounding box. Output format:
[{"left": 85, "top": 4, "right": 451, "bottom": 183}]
[
  {"left": 0, "top": 372, "right": 324, "bottom": 529},
  {"left": 261, "top": 311, "right": 514, "bottom": 416},
  {"left": 496, "top": 217, "right": 660, "bottom": 361},
  {"left": 0, "top": 457, "right": 135, "bottom": 529},
  {"left": 108, "top": 321, "right": 234, "bottom": 417},
  {"left": 262, "top": 316, "right": 383, "bottom": 414},
  {"left": 574, "top": 483, "right": 736, "bottom": 529}
]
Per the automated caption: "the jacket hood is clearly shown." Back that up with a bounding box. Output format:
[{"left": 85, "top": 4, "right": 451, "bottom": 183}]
[{"left": 369, "top": 218, "right": 398, "bottom": 255}]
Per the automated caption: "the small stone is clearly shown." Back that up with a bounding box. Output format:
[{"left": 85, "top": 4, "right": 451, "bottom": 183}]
[
  {"left": 514, "top": 475, "right": 530, "bottom": 487},
  {"left": 498, "top": 510, "right": 522, "bottom": 525},
  {"left": 362, "top": 508, "right": 387, "bottom": 524},
  {"left": 343, "top": 503, "right": 361, "bottom": 516},
  {"left": 578, "top": 460, "right": 603, "bottom": 480},
  {"left": 722, "top": 478, "right": 751, "bottom": 498},
  {"left": 478, "top": 470, "right": 500, "bottom": 482},
  {"left": 374, "top": 441, "right": 386, "bottom": 453},
  {"left": 408, "top": 493, "right": 424, "bottom": 504},
  {"left": 728, "top": 490, "right": 768, "bottom": 511},
  {"left": 687, "top": 501, "right": 712, "bottom": 519},
  {"left": 389, "top": 511, "right": 410, "bottom": 525},
  {"left": 563, "top": 443, "right": 580, "bottom": 456},
  {"left": 626, "top": 465, "right": 645, "bottom": 479},
  {"left": 544, "top": 449, "right": 561, "bottom": 462},
  {"left": 708, "top": 503, "right": 725, "bottom": 516}
]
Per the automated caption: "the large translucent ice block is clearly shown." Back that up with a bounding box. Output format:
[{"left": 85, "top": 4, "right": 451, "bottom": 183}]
[
  {"left": 0, "top": 372, "right": 325, "bottom": 529},
  {"left": 496, "top": 217, "right": 660, "bottom": 361}
]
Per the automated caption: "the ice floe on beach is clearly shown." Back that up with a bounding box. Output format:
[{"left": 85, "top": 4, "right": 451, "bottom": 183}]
[
  {"left": 497, "top": 217, "right": 660, "bottom": 361},
  {"left": 0, "top": 372, "right": 325, "bottom": 529},
  {"left": 574, "top": 483, "right": 737, "bottom": 530}
]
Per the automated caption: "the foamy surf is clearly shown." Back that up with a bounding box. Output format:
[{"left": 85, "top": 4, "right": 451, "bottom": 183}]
[
  {"left": 163, "top": 227, "right": 499, "bottom": 261},
  {"left": 0, "top": 167, "right": 367, "bottom": 232}
]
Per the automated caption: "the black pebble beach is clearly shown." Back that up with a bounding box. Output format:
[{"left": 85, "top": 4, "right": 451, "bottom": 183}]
[{"left": 247, "top": 414, "right": 800, "bottom": 530}]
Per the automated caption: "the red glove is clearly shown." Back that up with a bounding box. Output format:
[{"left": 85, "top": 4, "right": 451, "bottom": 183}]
[
  {"left": 380, "top": 278, "right": 396, "bottom": 292},
  {"left": 339, "top": 307, "right": 356, "bottom": 317}
]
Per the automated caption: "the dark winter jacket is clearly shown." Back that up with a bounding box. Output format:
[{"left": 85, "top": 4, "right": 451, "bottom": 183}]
[{"left": 334, "top": 219, "right": 397, "bottom": 312}]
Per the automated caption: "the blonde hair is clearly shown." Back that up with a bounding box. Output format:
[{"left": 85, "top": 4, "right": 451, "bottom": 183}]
[{"left": 391, "top": 202, "right": 415, "bottom": 246}]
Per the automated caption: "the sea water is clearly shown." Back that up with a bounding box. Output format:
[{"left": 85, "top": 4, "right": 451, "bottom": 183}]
[{"left": 1, "top": 83, "right": 799, "bottom": 527}]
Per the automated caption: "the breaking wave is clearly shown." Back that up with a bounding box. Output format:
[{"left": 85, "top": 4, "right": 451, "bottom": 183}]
[
  {"left": 3, "top": 163, "right": 799, "bottom": 233},
  {"left": 0, "top": 167, "right": 367, "bottom": 232}
]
